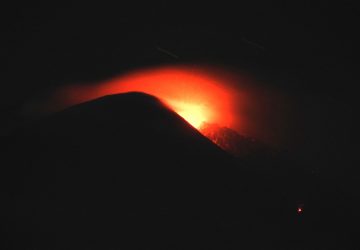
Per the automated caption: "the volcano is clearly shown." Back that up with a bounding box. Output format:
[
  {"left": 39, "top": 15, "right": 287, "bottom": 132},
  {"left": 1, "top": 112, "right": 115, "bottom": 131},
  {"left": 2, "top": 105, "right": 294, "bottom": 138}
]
[
  {"left": 2, "top": 92, "right": 356, "bottom": 250},
  {"left": 4, "top": 92, "right": 238, "bottom": 249}
]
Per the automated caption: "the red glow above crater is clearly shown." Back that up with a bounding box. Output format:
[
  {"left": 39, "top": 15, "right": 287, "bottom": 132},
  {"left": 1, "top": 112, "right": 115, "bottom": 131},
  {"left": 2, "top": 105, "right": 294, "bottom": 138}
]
[
  {"left": 24, "top": 64, "right": 289, "bottom": 149},
  {"left": 54, "top": 66, "right": 242, "bottom": 131}
]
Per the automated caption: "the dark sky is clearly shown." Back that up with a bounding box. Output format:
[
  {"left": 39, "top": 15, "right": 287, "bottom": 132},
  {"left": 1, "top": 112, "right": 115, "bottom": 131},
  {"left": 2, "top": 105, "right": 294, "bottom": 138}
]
[
  {"left": 1, "top": 2, "right": 358, "bottom": 98},
  {"left": 1, "top": 2, "right": 357, "bottom": 174}
]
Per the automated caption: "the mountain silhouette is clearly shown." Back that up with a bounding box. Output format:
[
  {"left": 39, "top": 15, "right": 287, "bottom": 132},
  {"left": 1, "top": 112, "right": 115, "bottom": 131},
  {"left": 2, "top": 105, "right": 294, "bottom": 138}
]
[
  {"left": 2, "top": 92, "right": 357, "bottom": 249},
  {"left": 3, "top": 92, "right": 238, "bottom": 249}
]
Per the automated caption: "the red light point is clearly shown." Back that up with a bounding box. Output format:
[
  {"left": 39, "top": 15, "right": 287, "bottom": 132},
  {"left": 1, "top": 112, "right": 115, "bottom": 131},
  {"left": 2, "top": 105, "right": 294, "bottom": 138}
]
[{"left": 297, "top": 207, "right": 303, "bottom": 213}]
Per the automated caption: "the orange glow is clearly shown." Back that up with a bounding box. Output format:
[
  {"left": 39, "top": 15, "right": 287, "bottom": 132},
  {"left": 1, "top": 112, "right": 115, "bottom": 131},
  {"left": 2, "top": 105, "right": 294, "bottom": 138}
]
[
  {"left": 170, "top": 101, "right": 208, "bottom": 128},
  {"left": 24, "top": 64, "right": 289, "bottom": 148},
  {"left": 51, "top": 66, "right": 242, "bottom": 131}
]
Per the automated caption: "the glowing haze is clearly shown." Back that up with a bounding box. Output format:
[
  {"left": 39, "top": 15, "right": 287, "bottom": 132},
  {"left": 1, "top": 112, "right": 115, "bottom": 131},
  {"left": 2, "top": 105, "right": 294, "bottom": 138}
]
[
  {"left": 25, "top": 65, "right": 291, "bottom": 147},
  {"left": 23, "top": 65, "right": 290, "bottom": 148},
  {"left": 47, "top": 66, "right": 245, "bottom": 131}
]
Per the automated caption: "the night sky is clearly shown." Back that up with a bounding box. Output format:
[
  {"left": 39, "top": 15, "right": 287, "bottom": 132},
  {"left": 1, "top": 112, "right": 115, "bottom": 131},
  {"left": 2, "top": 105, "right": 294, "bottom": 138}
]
[{"left": 1, "top": 2, "right": 358, "bottom": 97}]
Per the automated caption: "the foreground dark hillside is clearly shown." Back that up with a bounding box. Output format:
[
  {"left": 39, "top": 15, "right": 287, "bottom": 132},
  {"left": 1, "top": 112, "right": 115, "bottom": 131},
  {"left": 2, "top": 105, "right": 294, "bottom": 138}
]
[{"left": 1, "top": 92, "right": 358, "bottom": 249}]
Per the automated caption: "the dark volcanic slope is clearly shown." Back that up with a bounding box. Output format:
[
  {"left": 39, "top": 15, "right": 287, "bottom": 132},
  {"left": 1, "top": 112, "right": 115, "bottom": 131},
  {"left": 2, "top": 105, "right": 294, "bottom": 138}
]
[
  {"left": 20, "top": 92, "right": 229, "bottom": 163},
  {"left": 4, "top": 92, "right": 236, "bottom": 250},
  {"left": 2, "top": 92, "right": 358, "bottom": 250}
]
